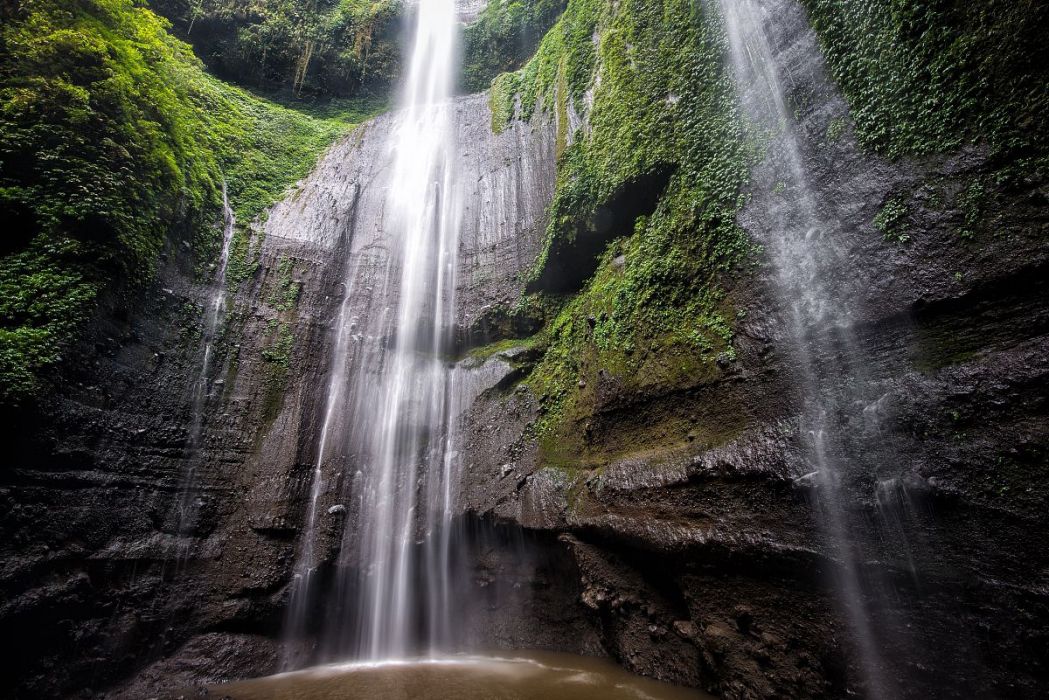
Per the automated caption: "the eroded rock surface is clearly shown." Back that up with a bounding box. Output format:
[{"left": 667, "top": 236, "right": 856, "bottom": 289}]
[
  {"left": 457, "top": 1, "right": 1049, "bottom": 698},
  {"left": 2, "top": 4, "right": 1048, "bottom": 698},
  {"left": 0, "top": 93, "right": 563, "bottom": 699}
]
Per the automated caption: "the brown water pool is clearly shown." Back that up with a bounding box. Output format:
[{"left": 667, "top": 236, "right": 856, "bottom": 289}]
[{"left": 208, "top": 651, "right": 714, "bottom": 700}]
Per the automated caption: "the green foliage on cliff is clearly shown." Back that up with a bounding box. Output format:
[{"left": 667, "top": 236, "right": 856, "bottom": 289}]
[
  {"left": 268, "top": 255, "right": 302, "bottom": 312},
  {"left": 488, "top": 0, "right": 599, "bottom": 135},
  {"left": 461, "top": 0, "right": 567, "bottom": 94},
  {"left": 804, "top": 0, "right": 1047, "bottom": 247},
  {"left": 149, "top": 0, "right": 403, "bottom": 98},
  {"left": 0, "top": 0, "right": 355, "bottom": 405},
  {"left": 259, "top": 256, "right": 303, "bottom": 423},
  {"left": 802, "top": 0, "right": 1048, "bottom": 161},
  {"left": 491, "top": 0, "right": 757, "bottom": 465},
  {"left": 875, "top": 197, "right": 910, "bottom": 243}
]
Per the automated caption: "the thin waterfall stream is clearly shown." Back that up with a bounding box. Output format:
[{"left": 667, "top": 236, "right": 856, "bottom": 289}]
[
  {"left": 715, "top": 0, "right": 910, "bottom": 695},
  {"left": 173, "top": 182, "right": 237, "bottom": 558}
]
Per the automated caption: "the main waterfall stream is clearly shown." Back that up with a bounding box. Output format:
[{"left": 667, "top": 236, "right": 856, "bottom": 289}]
[
  {"left": 270, "top": 2, "right": 709, "bottom": 697},
  {"left": 284, "top": 0, "right": 464, "bottom": 662}
]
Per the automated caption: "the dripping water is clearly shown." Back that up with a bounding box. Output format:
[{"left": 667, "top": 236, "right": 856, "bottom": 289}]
[
  {"left": 173, "top": 182, "right": 236, "bottom": 560},
  {"left": 714, "top": 0, "right": 908, "bottom": 695}
]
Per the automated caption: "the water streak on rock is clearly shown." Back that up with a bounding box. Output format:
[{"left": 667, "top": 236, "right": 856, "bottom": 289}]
[{"left": 174, "top": 182, "right": 237, "bottom": 558}]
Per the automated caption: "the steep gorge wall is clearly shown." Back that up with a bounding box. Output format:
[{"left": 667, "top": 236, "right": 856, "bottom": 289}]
[
  {"left": 2, "top": 0, "right": 1047, "bottom": 698},
  {"left": 455, "top": 0, "right": 1049, "bottom": 698},
  {"left": 0, "top": 90, "right": 569, "bottom": 698},
  {"left": 0, "top": 173, "right": 342, "bottom": 698}
]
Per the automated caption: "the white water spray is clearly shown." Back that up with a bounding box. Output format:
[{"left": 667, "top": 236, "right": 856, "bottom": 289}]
[
  {"left": 284, "top": 0, "right": 464, "bottom": 663},
  {"left": 352, "top": 0, "right": 462, "bottom": 658}
]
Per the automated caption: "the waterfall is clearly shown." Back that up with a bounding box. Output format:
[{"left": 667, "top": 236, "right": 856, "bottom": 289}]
[
  {"left": 714, "top": 0, "right": 904, "bottom": 696},
  {"left": 284, "top": 0, "right": 464, "bottom": 663},
  {"left": 348, "top": 0, "right": 462, "bottom": 657},
  {"left": 174, "top": 182, "right": 236, "bottom": 553}
]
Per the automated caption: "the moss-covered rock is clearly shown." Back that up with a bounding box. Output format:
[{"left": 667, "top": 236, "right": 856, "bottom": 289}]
[
  {"left": 0, "top": 0, "right": 378, "bottom": 405},
  {"left": 489, "top": 0, "right": 759, "bottom": 469},
  {"left": 800, "top": 0, "right": 1048, "bottom": 252},
  {"left": 801, "top": 0, "right": 1048, "bottom": 161},
  {"left": 461, "top": 0, "right": 567, "bottom": 94}
]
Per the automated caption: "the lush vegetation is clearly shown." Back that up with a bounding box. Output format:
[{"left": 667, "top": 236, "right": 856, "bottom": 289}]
[
  {"left": 490, "top": 0, "right": 757, "bottom": 466},
  {"left": 802, "top": 0, "right": 1048, "bottom": 161},
  {"left": 150, "top": 0, "right": 403, "bottom": 98},
  {"left": 460, "top": 0, "right": 566, "bottom": 93},
  {"left": 0, "top": 0, "right": 366, "bottom": 405},
  {"left": 802, "top": 0, "right": 1048, "bottom": 246}
]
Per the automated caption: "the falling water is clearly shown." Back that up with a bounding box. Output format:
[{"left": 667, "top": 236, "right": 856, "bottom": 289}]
[
  {"left": 714, "top": 0, "right": 898, "bottom": 695},
  {"left": 284, "top": 0, "right": 464, "bottom": 664},
  {"left": 174, "top": 182, "right": 236, "bottom": 550},
  {"left": 346, "top": 0, "right": 462, "bottom": 657}
]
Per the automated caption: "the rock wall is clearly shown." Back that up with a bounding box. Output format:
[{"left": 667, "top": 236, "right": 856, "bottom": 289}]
[
  {"left": 2, "top": 1, "right": 1047, "bottom": 698},
  {"left": 0, "top": 92, "right": 570, "bottom": 699},
  {"left": 456, "top": 0, "right": 1049, "bottom": 698}
]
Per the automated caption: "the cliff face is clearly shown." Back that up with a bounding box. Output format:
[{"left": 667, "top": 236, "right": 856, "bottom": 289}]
[
  {"left": 0, "top": 92, "right": 567, "bottom": 699},
  {"left": 458, "top": 0, "right": 1049, "bottom": 697},
  {"left": 0, "top": 166, "right": 340, "bottom": 697},
  {"left": 2, "top": 0, "right": 1047, "bottom": 699}
]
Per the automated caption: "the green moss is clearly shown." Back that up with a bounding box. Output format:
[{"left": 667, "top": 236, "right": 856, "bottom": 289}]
[
  {"left": 257, "top": 250, "right": 307, "bottom": 424},
  {"left": 875, "top": 197, "right": 910, "bottom": 244},
  {"left": 491, "top": 0, "right": 757, "bottom": 469},
  {"left": 267, "top": 255, "right": 302, "bottom": 312},
  {"left": 462, "top": 0, "right": 567, "bottom": 94},
  {"left": 261, "top": 321, "right": 295, "bottom": 366},
  {"left": 489, "top": 71, "right": 520, "bottom": 133},
  {"left": 0, "top": 0, "right": 375, "bottom": 405},
  {"left": 224, "top": 224, "right": 260, "bottom": 288},
  {"left": 468, "top": 336, "right": 538, "bottom": 362},
  {"left": 956, "top": 177, "right": 995, "bottom": 241},
  {"left": 803, "top": 1, "right": 1049, "bottom": 247},
  {"left": 801, "top": 0, "right": 1048, "bottom": 161},
  {"left": 0, "top": 238, "right": 98, "bottom": 401},
  {"left": 825, "top": 115, "right": 847, "bottom": 142},
  {"left": 489, "top": 0, "right": 601, "bottom": 131},
  {"left": 260, "top": 320, "right": 295, "bottom": 423},
  {"left": 801, "top": 0, "right": 1049, "bottom": 245}
]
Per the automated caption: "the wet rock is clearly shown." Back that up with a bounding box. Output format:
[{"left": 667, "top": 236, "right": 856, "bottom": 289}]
[
  {"left": 673, "top": 620, "right": 698, "bottom": 639},
  {"left": 4, "top": 4, "right": 1049, "bottom": 697},
  {"left": 455, "top": 0, "right": 1049, "bottom": 697},
  {"left": 0, "top": 92, "right": 564, "bottom": 699}
]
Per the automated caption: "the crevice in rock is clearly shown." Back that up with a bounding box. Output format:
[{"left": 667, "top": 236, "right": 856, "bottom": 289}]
[{"left": 528, "top": 165, "right": 676, "bottom": 294}]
